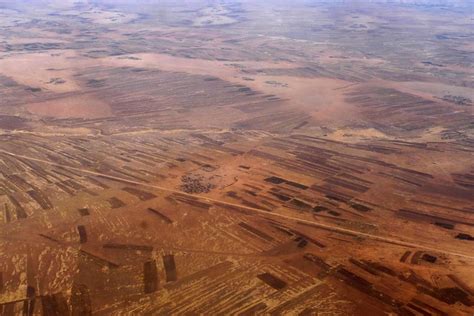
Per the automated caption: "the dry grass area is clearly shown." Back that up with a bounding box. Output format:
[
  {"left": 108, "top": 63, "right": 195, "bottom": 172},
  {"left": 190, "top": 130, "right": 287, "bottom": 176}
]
[{"left": 0, "top": 0, "right": 473, "bottom": 315}]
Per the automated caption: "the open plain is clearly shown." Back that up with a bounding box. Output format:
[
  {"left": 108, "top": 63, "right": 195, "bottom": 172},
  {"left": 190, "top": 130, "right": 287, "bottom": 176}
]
[{"left": 0, "top": 0, "right": 473, "bottom": 315}]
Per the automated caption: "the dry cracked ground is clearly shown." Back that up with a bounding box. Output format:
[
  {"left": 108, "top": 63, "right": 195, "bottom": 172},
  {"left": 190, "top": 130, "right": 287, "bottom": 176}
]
[{"left": 0, "top": 0, "right": 473, "bottom": 315}]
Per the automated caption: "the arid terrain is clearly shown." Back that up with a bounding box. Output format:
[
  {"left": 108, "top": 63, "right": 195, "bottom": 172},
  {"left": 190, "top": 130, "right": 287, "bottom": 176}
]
[{"left": 0, "top": 0, "right": 473, "bottom": 315}]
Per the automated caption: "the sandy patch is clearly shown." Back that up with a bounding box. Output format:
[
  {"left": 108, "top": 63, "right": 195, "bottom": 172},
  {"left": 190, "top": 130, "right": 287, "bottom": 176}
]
[
  {"left": 373, "top": 80, "right": 474, "bottom": 102},
  {"left": 104, "top": 53, "right": 294, "bottom": 81},
  {"left": 193, "top": 5, "right": 238, "bottom": 27},
  {"left": 1, "top": 127, "right": 97, "bottom": 137},
  {"left": 25, "top": 94, "right": 112, "bottom": 119},
  {"left": 394, "top": 81, "right": 474, "bottom": 99},
  {"left": 5, "top": 37, "right": 68, "bottom": 45},
  {"left": 0, "top": 51, "right": 85, "bottom": 93},
  {"left": 79, "top": 10, "right": 138, "bottom": 25},
  {"left": 104, "top": 53, "right": 356, "bottom": 124},
  {"left": 327, "top": 128, "right": 389, "bottom": 142},
  {"left": 250, "top": 75, "right": 355, "bottom": 124},
  {"left": 40, "top": 0, "right": 87, "bottom": 10}
]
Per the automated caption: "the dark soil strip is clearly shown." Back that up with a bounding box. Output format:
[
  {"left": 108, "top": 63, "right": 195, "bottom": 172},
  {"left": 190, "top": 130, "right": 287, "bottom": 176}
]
[
  {"left": 405, "top": 303, "right": 431, "bottom": 316},
  {"left": 107, "top": 197, "right": 126, "bottom": 209},
  {"left": 163, "top": 261, "right": 232, "bottom": 291},
  {"left": 41, "top": 293, "right": 69, "bottom": 316},
  {"left": 78, "top": 208, "right": 90, "bottom": 216},
  {"left": 411, "top": 251, "right": 422, "bottom": 264},
  {"left": 2, "top": 302, "right": 16, "bottom": 316},
  {"left": 27, "top": 190, "right": 52, "bottom": 210},
  {"left": 349, "top": 258, "right": 379, "bottom": 276},
  {"left": 77, "top": 225, "right": 87, "bottom": 244},
  {"left": 148, "top": 208, "right": 173, "bottom": 224},
  {"left": 23, "top": 286, "right": 35, "bottom": 316},
  {"left": 238, "top": 302, "right": 267, "bottom": 315},
  {"left": 257, "top": 273, "right": 287, "bottom": 290},
  {"left": 411, "top": 299, "right": 448, "bottom": 316},
  {"left": 144, "top": 260, "right": 159, "bottom": 294},
  {"left": 400, "top": 251, "right": 412, "bottom": 263},
  {"left": 270, "top": 284, "right": 328, "bottom": 314},
  {"left": 239, "top": 222, "right": 274, "bottom": 242},
  {"left": 335, "top": 267, "right": 403, "bottom": 309},
  {"left": 448, "top": 274, "right": 474, "bottom": 295},
  {"left": 123, "top": 187, "right": 157, "bottom": 201},
  {"left": 38, "top": 234, "right": 60, "bottom": 244},
  {"left": 80, "top": 250, "right": 119, "bottom": 268},
  {"left": 104, "top": 243, "right": 153, "bottom": 251},
  {"left": 86, "top": 176, "right": 110, "bottom": 189},
  {"left": 163, "top": 255, "right": 177, "bottom": 282},
  {"left": 8, "top": 195, "right": 27, "bottom": 219},
  {"left": 71, "top": 283, "right": 92, "bottom": 316}
]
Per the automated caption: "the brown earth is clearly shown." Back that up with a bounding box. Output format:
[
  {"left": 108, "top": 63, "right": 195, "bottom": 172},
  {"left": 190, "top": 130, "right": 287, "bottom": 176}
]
[{"left": 0, "top": 1, "right": 473, "bottom": 315}]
